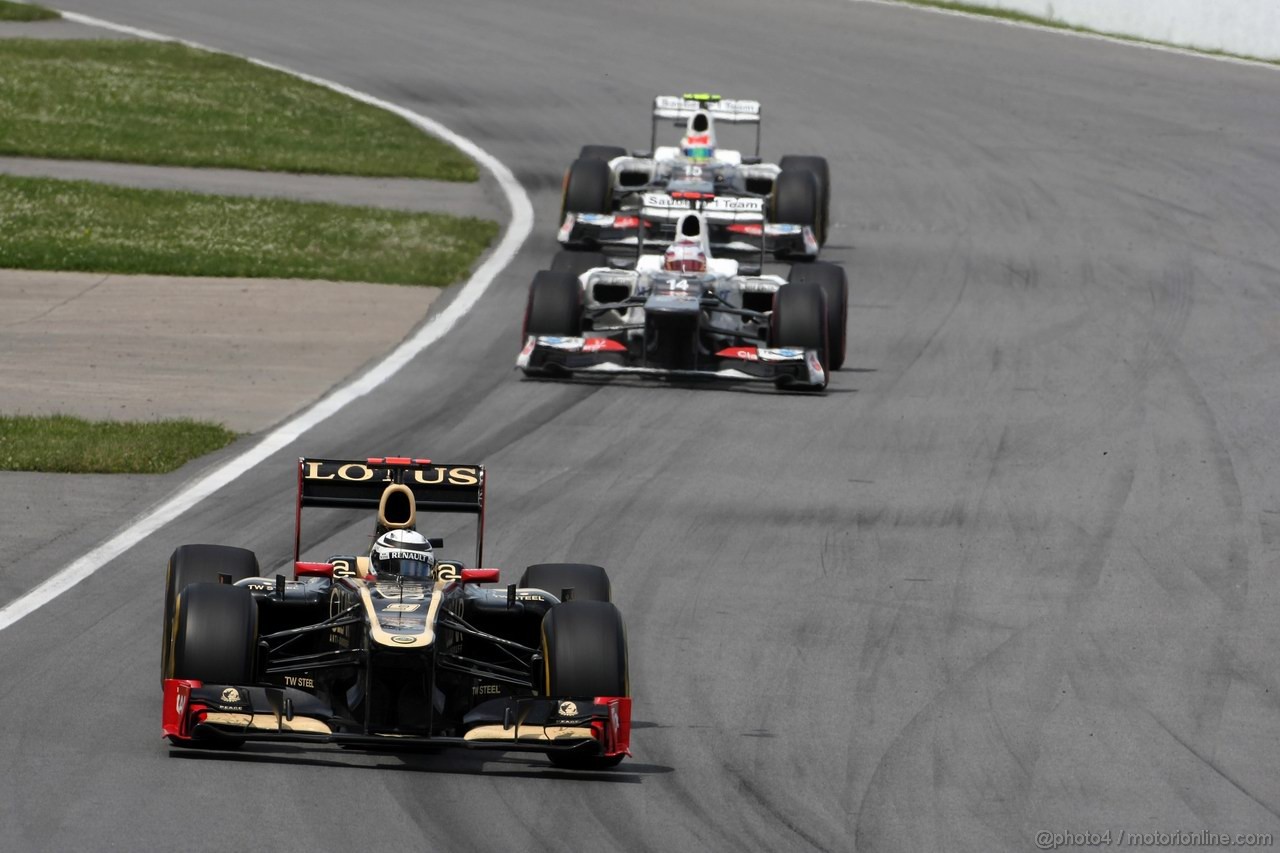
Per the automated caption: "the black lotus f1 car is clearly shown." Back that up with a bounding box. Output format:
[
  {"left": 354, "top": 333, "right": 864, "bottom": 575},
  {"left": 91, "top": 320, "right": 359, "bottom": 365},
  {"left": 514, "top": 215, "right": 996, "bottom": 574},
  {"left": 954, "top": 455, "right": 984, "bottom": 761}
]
[{"left": 160, "top": 457, "right": 631, "bottom": 769}]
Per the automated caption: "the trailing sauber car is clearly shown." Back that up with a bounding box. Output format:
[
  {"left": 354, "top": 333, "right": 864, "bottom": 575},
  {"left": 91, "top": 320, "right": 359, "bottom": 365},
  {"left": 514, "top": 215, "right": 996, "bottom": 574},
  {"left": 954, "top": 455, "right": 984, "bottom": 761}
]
[
  {"left": 558, "top": 93, "right": 830, "bottom": 261},
  {"left": 521, "top": 211, "right": 848, "bottom": 391},
  {"left": 160, "top": 456, "right": 631, "bottom": 769}
]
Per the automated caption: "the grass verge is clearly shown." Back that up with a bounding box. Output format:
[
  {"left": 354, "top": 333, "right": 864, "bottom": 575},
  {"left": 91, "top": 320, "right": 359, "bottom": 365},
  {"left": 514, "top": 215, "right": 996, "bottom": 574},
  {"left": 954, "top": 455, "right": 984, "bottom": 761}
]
[
  {"left": 0, "top": 174, "right": 498, "bottom": 285},
  {"left": 0, "top": 39, "right": 479, "bottom": 179},
  {"left": 0, "top": 2, "right": 57, "bottom": 21},
  {"left": 0, "top": 415, "right": 238, "bottom": 474},
  {"left": 891, "top": 0, "right": 1280, "bottom": 66}
]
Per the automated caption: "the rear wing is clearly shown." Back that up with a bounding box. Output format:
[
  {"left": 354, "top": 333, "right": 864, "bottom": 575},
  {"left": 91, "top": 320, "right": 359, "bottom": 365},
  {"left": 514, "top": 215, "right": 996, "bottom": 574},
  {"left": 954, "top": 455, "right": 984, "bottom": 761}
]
[
  {"left": 295, "top": 456, "right": 486, "bottom": 566},
  {"left": 652, "top": 94, "right": 762, "bottom": 123},
  {"left": 650, "top": 93, "right": 762, "bottom": 156}
]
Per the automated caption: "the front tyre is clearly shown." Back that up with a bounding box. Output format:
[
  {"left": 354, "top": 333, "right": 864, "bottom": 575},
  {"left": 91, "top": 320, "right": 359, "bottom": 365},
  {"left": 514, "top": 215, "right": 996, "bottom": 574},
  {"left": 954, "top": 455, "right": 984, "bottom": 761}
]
[
  {"left": 771, "top": 169, "right": 822, "bottom": 258},
  {"left": 171, "top": 582, "right": 258, "bottom": 685},
  {"left": 787, "top": 262, "right": 847, "bottom": 370},
  {"left": 770, "top": 281, "right": 829, "bottom": 391},
  {"left": 541, "top": 600, "right": 629, "bottom": 769},
  {"left": 162, "top": 544, "right": 258, "bottom": 682},
  {"left": 778, "top": 155, "right": 831, "bottom": 244},
  {"left": 561, "top": 157, "right": 613, "bottom": 218}
]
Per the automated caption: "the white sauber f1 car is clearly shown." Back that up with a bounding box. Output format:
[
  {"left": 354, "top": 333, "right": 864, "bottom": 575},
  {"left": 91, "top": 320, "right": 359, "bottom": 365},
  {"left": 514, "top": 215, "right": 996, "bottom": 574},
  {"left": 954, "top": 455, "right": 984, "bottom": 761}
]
[
  {"left": 522, "top": 210, "right": 848, "bottom": 392},
  {"left": 558, "top": 94, "right": 830, "bottom": 264}
]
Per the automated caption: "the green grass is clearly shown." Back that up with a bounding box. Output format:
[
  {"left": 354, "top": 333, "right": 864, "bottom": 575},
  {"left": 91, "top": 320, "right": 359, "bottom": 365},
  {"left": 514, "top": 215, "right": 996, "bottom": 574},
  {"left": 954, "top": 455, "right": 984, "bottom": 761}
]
[
  {"left": 0, "top": 39, "right": 479, "bottom": 179},
  {"left": 0, "top": 174, "right": 498, "bottom": 284},
  {"left": 0, "top": 2, "right": 58, "bottom": 21},
  {"left": 0, "top": 415, "right": 238, "bottom": 473},
  {"left": 892, "top": 0, "right": 1280, "bottom": 66}
]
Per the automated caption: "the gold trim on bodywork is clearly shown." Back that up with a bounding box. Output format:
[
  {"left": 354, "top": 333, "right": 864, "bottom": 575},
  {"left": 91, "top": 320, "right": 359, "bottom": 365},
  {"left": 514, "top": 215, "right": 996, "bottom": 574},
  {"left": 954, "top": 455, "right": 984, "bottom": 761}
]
[
  {"left": 357, "top": 579, "right": 446, "bottom": 649},
  {"left": 464, "top": 725, "right": 595, "bottom": 742},
  {"left": 202, "top": 712, "right": 332, "bottom": 734}
]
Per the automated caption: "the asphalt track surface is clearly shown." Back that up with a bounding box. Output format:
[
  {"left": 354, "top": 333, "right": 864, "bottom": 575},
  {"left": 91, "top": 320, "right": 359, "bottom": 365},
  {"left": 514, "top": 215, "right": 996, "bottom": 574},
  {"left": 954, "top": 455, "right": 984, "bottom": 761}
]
[{"left": 3, "top": 2, "right": 1280, "bottom": 851}]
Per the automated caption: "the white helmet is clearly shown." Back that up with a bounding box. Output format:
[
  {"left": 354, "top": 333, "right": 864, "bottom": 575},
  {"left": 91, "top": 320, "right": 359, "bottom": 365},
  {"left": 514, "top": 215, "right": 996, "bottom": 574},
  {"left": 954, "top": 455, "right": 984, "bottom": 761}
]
[{"left": 371, "top": 529, "right": 435, "bottom": 579}]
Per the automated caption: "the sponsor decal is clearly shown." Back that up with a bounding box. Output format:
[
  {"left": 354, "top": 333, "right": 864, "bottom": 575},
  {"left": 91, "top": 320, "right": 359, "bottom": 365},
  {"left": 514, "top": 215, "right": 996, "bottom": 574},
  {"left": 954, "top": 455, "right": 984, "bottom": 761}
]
[
  {"left": 581, "top": 338, "right": 626, "bottom": 353},
  {"left": 385, "top": 603, "right": 420, "bottom": 612},
  {"left": 558, "top": 214, "right": 575, "bottom": 241},
  {"left": 473, "top": 684, "right": 502, "bottom": 696},
  {"left": 642, "top": 193, "right": 681, "bottom": 208},
  {"left": 537, "top": 336, "right": 585, "bottom": 351},
  {"left": 246, "top": 583, "right": 271, "bottom": 591},
  {"left": 284, "top": 676, "right": 315, "bottom": 688},
  {"left": 705, "top": 197, "right": 763, "bottom": 212},
  {"left": 808, "top": 351, "right": 825, "bottom": 379},
  {"left": 716, "top": 346, "right": 759, "bottom": 362},
  {"left": 176, "top": 693, "right": 186, "bottom": 716},
  {"left": 577, "top": 214, "right": 611, "bottom": 224},
  {"left": 435, "top": 564, "right": 461, "bottom": 582},
  {"left": 331, "top": 559, "right": 356, "bottom": 579},
  {"left": 757, "top": 347, "right": 805, "bottom": 362},
  {"left": 391, "top": 635, "right": 416, "bottom": 645},
  {"left": 221, "top": 688, "right": 241, "bottom": 703},
  {"left": 304, "top": 462, "right": 478, "bottom": 487},
  {"left": 766, "top": 223, "right": 801, "bottom": 234},
  {"left": 558, "top": 701, "right": 579, "bottom": 717}
]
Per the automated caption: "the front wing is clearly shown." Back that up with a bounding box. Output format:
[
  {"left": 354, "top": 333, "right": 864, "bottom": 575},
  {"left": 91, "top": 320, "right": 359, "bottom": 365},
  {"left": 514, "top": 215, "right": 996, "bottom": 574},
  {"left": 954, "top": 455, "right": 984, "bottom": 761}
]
[
  {"left": 517, "top": 335, "right": 826, "bottom": 389},
  {"left": 162, "top": 679, "right": 631, "bottom": 759}
]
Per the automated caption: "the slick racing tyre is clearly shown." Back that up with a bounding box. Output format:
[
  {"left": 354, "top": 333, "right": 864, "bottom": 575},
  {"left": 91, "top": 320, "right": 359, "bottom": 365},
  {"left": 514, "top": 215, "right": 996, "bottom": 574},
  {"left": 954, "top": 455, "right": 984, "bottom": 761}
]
[
  {"left": 561, "top": 157, "right": 613, "bottom": 217},
  {"left": 520, "top": 563, "right": 612, "bottom": 602},
  {"left": 162, "top": 544, "right": 258, "bottom": 682},
  {"left": 523, "top": 271, "right": 583, "bottom": 338},
  {"left": 770, "top": 281, "right": 829, "bottom": 391},
  {"left": 771, "top": 169, "right": 822, "bottom": 257},
  {"left": 541, "top": 600, "right": 629, "bottom": 769},
  {"left": 171, "top": 582, "right": 258, "bottom": 685},
  {"left": 788, "top": 262, "right": 847, "bottom": 370},
  {"left": 549, "top": 250, "right": 609, "bottom": 280},
  {"left": 778, "top": 155, "right": 831, "bottom": 244},
  {"left": 577, "top": 145, "right": 627, "bottom": 162}
]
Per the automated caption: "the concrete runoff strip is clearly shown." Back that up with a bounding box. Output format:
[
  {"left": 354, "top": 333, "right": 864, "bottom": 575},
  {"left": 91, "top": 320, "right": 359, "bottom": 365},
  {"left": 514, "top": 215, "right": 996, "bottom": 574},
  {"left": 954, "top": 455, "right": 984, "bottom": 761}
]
[
  {"left": 0, "top": 270, "right": 440, "bottom": 433},
  {"left": 0, "top": 157, "right": 506, "bottom": 221},
  {"left": 0, "top": 19, "right": 133, "bottom": 39}
]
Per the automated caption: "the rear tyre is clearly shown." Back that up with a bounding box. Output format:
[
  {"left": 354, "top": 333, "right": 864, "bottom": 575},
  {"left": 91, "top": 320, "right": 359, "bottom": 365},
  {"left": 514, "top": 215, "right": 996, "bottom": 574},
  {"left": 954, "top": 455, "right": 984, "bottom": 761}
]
[
  {"left": 561, "top": 157, "right": 613, "bottom": 218},
  {"left": 519, "top": 563, "right": 611, "bottom": 602},
  {"left": 771, "top": 169, "right": 822, "bottom": 256},
  {"left": 162, "top": 544, "right": 258, "bottom": 682},
  {"left": 578, "top": 145, "right": 627, "bottom": 162},
  {"left": 550, "top": 250, "right": 609, "bottom": 280},
  {"left": 171, "top": 582, "right": 258, "bottom": 685},
  {"left": 779, "top": 155, "right": 831, "bottom": 244},
  {"left": 787, "top": 262, "right": 847, "bottom": 370},
  {"left": 541, "top": 600, "right": 629, "bottom": 769},
  {"left": 770, "top": 281, "right": 829, "bottom": 391}
]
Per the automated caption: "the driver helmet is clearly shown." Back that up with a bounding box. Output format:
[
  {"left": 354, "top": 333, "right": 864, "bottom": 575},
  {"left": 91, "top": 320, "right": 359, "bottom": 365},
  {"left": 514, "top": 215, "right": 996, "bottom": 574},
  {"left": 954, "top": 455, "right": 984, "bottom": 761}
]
[
  {"left": 371, "top": 528, "right": 435, "bottom": 580},
  {"left": 680, "top": 110, "right": 716, "bottom": 162},
  {"left": 663, "top": 240, "right": 707, "bottom": 273},
  {"left": 681, "top": 132, "right": 715, "bottom": 163}
]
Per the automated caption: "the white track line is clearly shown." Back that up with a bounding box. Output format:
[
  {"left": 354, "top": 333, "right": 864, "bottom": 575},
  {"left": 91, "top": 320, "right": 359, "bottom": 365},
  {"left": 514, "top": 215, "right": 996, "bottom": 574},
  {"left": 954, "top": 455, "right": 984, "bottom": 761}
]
[
  {"left": 0, "top": 12, "right": 533, "bottom": 633},
  {"left": 849, "top": 0, "right": 1279, "bottom": 70}
]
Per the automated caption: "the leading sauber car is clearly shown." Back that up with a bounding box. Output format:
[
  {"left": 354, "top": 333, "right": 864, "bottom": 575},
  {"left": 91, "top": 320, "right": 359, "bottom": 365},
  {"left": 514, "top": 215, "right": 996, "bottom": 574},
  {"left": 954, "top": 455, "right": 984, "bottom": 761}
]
[
  {"left": 559, "top": 94, "right": 830, "bottom": 262},
  {"left": 160, "top": 457, "right": 631, "bottom": 769},
  {"left": 520, "top": 211, "right": 848, "bottom": 391}
]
